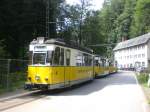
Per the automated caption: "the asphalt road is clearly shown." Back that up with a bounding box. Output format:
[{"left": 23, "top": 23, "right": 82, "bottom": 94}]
[{"left": 1, "top": 71, "right": 149, "bottom": 112}]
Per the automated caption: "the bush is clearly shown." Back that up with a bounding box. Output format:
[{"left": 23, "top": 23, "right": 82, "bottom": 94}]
[{"left": 137, "top": 73, "right": 149, "bottom": 85}]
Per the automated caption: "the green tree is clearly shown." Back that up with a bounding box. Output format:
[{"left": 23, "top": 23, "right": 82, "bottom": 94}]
[
  {"left": 0, "top": 0, "right": 64, "bottom": 58},
  {"left": 60, "top": 0, "right": 92, "bottom": 45},
  {"left": 98, "top": 0, "right": 125, "bottom": 57},
  {"left": 0, "top": 40, "right": 9, "bottom": 58},
  {"left": 130, "top": 0, "right": 150, "bottom": 37},
  {"left": 116, "top": 0, "right": 136, "bottom": 40},
  {"left": 82, "top": 11, "right": 107, "bottom": 55}
]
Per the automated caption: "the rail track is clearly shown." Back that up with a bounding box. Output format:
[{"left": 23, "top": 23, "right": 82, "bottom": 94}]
[
  {"left": 0, "top": 80, "right": 95, "bottom": 111},
  {"left": 0, "top": 90, "right": 45, "bottom": 111}
]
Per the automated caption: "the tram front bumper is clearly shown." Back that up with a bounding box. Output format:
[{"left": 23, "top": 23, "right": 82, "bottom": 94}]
[{"left": 24, "top": 82, "right": 48, "bottom": 90}]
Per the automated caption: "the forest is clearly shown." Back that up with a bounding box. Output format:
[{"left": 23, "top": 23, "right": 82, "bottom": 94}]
[{"left": 0, "top": 0, "right": 149, "bottom": 59}]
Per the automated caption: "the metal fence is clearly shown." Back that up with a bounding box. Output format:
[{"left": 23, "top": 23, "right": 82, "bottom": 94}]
[{"left": 0, "top": 59, "right": 29, "bottom": 92}]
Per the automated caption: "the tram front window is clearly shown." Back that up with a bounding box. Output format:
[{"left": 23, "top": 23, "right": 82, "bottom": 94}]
[{"left": 33, "top": 53, "right": 46, "bottom": 65}]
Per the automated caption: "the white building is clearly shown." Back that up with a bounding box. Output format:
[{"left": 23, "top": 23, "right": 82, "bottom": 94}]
[{"left": 113, "top": 33, "right": 150, "bottom": 69}]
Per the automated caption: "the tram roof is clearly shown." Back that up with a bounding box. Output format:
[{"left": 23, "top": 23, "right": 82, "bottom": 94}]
[
  {"left": 30, "top": 38, "right": 93, "bottom": 54},
  {"left": 113, "top": 33, "right": 150, "bottom": 51}
]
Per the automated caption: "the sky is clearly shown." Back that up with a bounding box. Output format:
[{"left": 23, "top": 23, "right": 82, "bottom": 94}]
[{"left": 66, "top": 0, "right": 105, "bottom": 10}]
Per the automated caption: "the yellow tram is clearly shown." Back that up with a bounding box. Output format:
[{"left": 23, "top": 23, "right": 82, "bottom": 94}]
[
  {"left": 25, "top": 37, "right": 94, "bottom": 90},
  {"left": 25, "top": 37, "right": 117, "bottom": 90}
]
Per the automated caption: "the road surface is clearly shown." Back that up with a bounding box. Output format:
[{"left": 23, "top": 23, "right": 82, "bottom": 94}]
[{"left": 0, "top": 71, "right": 149, "bottom": 112}]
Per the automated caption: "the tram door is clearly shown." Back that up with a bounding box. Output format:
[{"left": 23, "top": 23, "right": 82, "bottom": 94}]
[
  {"left": 52, "top": 47, "right": 65, "bottom": 85},
  {"left": 64, "top": 49, "right": 71, "bottom": 86}
]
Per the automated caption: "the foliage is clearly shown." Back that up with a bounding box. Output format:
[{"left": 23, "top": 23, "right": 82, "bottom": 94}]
[
  {"left": 82, "top": 11, "right": 107, "bottom": 55},
  {"left": 0, "top": 0, "right": 64, "bottom": 58},
  {"left": 116, "top": 0, "right": 136, "bottom": 40},
  {"left": 130, "top": 0, "right": 150, "bottom": 37},
  {"left": 96, "top": 0, "right": 150, "bottom": 57},
  {"left": 0, "top": 40, "right": 8, "bottom": 58},
  {"left": 136, "top": 73, "right": 149, "bottom": 86},
  {"left": 0, "top": 0, "right": 149, "bottom": 58}
]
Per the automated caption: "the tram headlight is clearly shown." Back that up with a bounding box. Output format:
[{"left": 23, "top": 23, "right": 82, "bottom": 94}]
[
  {"left": 45, "top": 77, "right": 48, "bottom": 81},
  {"left": 28, "top": 77, "right": 31, "bottom": 81},
  {"left": 35, "top": 76, "right": 40, "bottom": 80}
]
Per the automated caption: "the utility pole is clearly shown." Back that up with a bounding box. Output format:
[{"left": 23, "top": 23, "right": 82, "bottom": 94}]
[{"left": 46, "top": 0, "right": 50, "bottom": 38}]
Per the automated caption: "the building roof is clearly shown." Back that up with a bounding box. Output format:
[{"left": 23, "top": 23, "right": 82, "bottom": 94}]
[{"left": 113, "top": 33, "right": 150, "bottom": 51}]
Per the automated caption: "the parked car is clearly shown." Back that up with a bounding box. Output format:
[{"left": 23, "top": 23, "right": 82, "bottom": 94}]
[{"left": 135, "top": 67, "right": 145, "bottom": 72}]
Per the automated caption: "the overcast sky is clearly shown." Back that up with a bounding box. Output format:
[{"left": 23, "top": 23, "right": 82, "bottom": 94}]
[{"left": 66, "top": 0, "right": 104, "bottom": 10}]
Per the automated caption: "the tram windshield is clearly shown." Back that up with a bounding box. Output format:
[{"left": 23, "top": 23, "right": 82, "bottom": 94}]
[
  {"left": 31, "top": 47, "right": 63, "bottom": 66},
  {"left": 33, "top": 53, "right": 46, "bottom": 65},
  {"left": 32, "top": 51, "right": 54, "bottom": 65}
]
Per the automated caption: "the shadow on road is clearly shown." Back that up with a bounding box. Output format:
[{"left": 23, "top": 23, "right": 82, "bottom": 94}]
[
  {"left": 2, "top": 71, "right": 136, "bottom": 100},
  {"left": 38, "top": 71, "right": 137, "bottom": 96},
  {"left": 0, "top": 71, "right": 137, "bottom": 111}
]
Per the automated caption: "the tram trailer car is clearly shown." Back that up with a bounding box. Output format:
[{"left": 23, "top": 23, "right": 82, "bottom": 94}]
[
  {"left": 25, "top": 37, "right": 94, "bottom": 90},
  {"left": 93, "top": 55, "right": 117, "bottom": 78}
]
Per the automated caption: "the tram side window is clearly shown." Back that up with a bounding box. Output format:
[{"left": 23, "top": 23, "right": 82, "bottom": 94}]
[
  {"left": 83, "top": 54, "right": 88, "bottom": 66},
  {"left": 60, "top": 48, "right": 64, "bottom": 65},
  {"left": 46, "top": 51, "right": 53, "bottom": 65},
  {"left": 66, "top": 49, "right": 71, "bottom": 66},
  {"left": 101, "top": 59, "right": 106, "bottom": 67},
  {"left": 95, "top": 60, "right": 99, "bottom": 66},
  {"left": 106, "top": 60, "right": 109, "bottom": 67},
  {"left": 83, "top": 54, "right": 92, "bottom": 66},
  {"left": 76, "top": 55, "right": 82, "bottom": 66},
  {"left": 88, "top": 56, "right": 92, "bottom": 66},
  {"left": 53, "top": 47, "right": 60, "bottom": 65}
]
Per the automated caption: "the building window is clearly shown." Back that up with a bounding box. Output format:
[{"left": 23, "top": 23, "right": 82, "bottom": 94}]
[
  {"left": 130, "top": 55, "right": 132, "bottom": 58},
  {"left": 142, "top": 45, "right": 145, "bottom": 49},
  {"left": 139, "top": 62, "right": 141, "bottom": 67},
  {"left": 129, "top": 48, "right": 131, "bottom": 52},
  {"left": 138, "top": 54, "right": 141, "bottom": 58},
  {"left": 142, "top": 62, "right": 145, "bottom": 67},
  {"left": 130, "top": 64, "right": 133, "bottom": 68},
  {"left": 142, "top": 54, "right": 145, "bottom": 58}
]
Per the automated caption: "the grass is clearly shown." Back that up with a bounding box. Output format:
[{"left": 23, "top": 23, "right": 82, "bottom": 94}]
[
  {"left": 136, "top": 72, "right": 150, "bottom": 104},
  {"left": 136, "top": 73, "right": 149, "bottom": 86}
]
